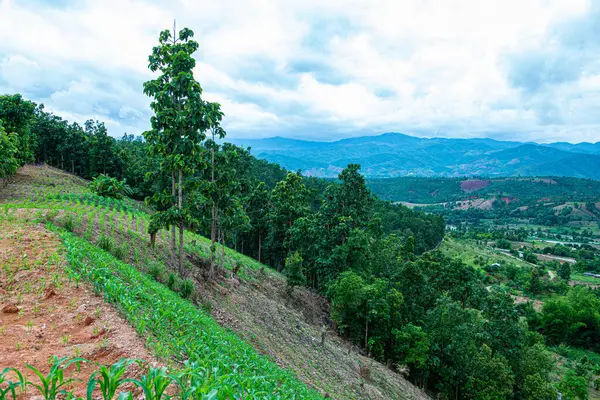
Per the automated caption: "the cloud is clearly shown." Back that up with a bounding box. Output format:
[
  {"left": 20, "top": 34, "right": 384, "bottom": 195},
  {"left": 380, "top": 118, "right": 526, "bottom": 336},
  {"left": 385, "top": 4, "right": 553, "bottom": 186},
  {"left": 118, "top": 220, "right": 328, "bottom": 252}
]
[{"left": 0, "top": 0, "right": 599, "bottom": 143}]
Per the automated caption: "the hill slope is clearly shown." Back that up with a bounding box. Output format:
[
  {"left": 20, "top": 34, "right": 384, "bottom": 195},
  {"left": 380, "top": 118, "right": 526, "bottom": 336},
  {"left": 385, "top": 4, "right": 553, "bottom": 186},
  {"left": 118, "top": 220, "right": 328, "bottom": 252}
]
[
  {"left": 0, "top": 165, "right": 428, "bottom": 400},
  {"left": 367, "top": 176, "right": 600, "bottom": 204},
  {"left": 231, "top": 133, "right": 600, "bottom": 179}
]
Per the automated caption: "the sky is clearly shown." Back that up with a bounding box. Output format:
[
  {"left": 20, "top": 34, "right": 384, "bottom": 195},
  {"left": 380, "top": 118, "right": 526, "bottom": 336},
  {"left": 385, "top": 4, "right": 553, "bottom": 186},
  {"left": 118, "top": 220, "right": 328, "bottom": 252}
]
[{"left": 1, "top": 0, "right": 600, "bottom": 143}]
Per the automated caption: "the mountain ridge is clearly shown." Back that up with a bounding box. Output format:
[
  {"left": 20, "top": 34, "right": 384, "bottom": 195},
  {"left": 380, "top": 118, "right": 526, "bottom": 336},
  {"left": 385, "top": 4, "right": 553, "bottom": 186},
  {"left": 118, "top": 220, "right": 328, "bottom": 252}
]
[{"left": 230, "top": 132, "right": 600, "bottom": 179}]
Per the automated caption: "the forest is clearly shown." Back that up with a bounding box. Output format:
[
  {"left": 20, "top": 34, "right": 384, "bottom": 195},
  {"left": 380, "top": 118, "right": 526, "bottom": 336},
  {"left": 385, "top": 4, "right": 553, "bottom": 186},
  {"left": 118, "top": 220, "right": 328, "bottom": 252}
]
[{"left": 1, "top": 26, "right": 598, "bottom": 400}]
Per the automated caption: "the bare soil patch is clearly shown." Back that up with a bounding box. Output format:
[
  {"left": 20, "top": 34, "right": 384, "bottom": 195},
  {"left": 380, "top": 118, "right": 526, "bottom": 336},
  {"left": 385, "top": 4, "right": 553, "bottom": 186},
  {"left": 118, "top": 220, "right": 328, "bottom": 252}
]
[{"left": 0, "top": 222, "right": 158, "bottom": 397}]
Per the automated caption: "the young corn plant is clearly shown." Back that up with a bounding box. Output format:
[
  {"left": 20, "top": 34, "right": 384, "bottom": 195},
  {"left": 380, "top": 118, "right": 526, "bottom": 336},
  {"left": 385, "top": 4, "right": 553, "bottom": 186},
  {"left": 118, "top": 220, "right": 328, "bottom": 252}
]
[
  {"left": 86, "top": 358, "right": 139, "bottom": 400},
  {"left": 0, "top": 367, "right": 26, "bottom": 400},
  {"left": 129, "top": 367, "right": 172, "bottom": 400},
  {"left": 26, "top": 356, "right": 86, "bottom": 400}
]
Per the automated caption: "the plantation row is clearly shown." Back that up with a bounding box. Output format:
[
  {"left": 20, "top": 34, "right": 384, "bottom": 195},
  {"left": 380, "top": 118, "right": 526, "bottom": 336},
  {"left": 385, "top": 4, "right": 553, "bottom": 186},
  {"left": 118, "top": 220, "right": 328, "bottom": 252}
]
[
  {"left": 1, "top": 356, "right": 223, "bottom": 400},
  {"left": 51, "top": 229, "right": 321, "bottom": 398}
]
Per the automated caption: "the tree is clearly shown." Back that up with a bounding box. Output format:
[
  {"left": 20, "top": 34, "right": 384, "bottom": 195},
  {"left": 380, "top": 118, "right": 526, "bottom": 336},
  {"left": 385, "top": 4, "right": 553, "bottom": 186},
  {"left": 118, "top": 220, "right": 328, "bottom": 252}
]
[
  {"left": 0, "top": 123, "right": 19, "bottom": 179},
  {"left": 267, "top": 172, "right": 309, "bottom": 270},
  {"left": 204, "top": 101, "right": 226, "bottom": 278},
  {"left": 0, "top": 94, "right": 37, "bottom": 165},
  {"left": 558, "top": 262, "right": 571, "bottom": 281},
  {"left": 246, "top": 182, "right": 270, "bottom": 263},
  {"left": 558, "top": 370, "right": 589, "bottom": 400},
  {"left": 530, "top": 267, "right": 541, "bottom": 294},
  {"left": 393, "top": 323, "right": 430, "bottom": 371},
  {"left": 284, "top": 251, "right": 305, "bottom": 293},
  {"left": 521, "top": 373, "right": 557, "bottom": 400},
  {"left": 143, "top": 24, "right": 209, "bottom": 274}
]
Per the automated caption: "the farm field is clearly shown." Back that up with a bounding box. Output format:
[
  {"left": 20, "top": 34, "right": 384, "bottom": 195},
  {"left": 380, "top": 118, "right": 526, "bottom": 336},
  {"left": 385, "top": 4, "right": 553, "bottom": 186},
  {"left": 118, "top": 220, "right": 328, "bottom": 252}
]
[{"left": 0, "top": 165, "right": 426, "bottom": 400}]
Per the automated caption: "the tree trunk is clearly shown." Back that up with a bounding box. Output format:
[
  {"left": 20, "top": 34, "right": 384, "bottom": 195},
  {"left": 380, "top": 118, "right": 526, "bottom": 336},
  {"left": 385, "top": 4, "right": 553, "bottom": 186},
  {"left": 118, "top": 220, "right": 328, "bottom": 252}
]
[
  {"left": 71, "top": 160, "right": 75, "bottom": 174},
  {"left": 178, "top": 168, "right": 184, "bottom": 275},
  {"left": 364, "top": 320, "right": 369, "bottom": 351},
  {"left": 171, "top": 169, "right": 176, "bottom": 266},
  {"left": 258, "top": 232, "right": 262, "bottom": 263},
  {"left": 209, "top": 138, "right": 216, "bottom": 279}
]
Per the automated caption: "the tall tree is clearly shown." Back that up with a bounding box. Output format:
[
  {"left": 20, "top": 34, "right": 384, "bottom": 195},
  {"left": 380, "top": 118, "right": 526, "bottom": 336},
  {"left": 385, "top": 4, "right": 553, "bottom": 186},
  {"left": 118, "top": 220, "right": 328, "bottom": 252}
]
[
  {"left": 143, "top": 24, "right": 209, "bottom": 274},
  {"left": 204, "top": 101, "right": 226, "bottom": 277}
]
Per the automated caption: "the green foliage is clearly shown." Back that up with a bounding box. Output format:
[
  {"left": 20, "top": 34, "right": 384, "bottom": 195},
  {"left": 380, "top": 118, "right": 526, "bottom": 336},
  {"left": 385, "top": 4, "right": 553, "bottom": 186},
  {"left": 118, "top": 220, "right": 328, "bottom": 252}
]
[
  {"left": 0, "top": 124, "right": 19, "bottom": 179},
  {"left": 26, "top": 356, "right": 86, "bottom": 400},
  {"left": 557, "top": 369, "right": 589, "bottom": 400},
  {"left": 180, "top": 278, "right": 195, "bottom": 299},
  {"left": 0, "top": 94, "right": 37, "bottom": 165},
  {"left": 97, "top": 234, "right": 114, "bottom": 253},
  {"left": 86, "top": 358, "right": 138, "bottom": 400},
  {"left": 284, "top": 251, "right": 305, "bottom": 291},
  {"left": 534, "top": 286, "right": 600, "bottom": 350},
  {"left": 147, "top": 261, "right": 164, "bottom": 281},
  {"left": 392, "top": 323, "right": 430, "bottom": 369},
  {"left": 521, "top": 373, "right": 557, "bottom": 400},
  {"left": 90, "top": 174, "right": 132, "bottom": 199},
  {"left": 0, "top": 367, "right": 25, "bottom": 400},
  {"left": 558, "top": 262, "right": 572, "bottom": 281},
  {"left": 61, "top": 231, "right": 321, "bottom": 398}
]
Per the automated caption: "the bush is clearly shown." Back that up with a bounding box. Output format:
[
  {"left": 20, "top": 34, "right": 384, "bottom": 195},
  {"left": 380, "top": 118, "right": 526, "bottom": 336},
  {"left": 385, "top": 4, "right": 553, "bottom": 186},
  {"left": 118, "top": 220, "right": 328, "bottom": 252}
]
[
  {"left": 90, "top": 174, "right": 132, "bottom": 199},
  {"left": 112, "top": 244, "right": 127, "bottom": 261},
  {"left": 148, "top": 261, "right": 164, "bottom": 281},
  {"left": 98, "top": 234, "right": 114, "bottom": 253},
  {"left": 61, "top": 214, "right": 75, "bottom": 232},
  {"left": 180, "top": 278, "right": 195, "bottom": 299},
  {"left": 167, "top": 272, "right": 180, "bottom": 291}
]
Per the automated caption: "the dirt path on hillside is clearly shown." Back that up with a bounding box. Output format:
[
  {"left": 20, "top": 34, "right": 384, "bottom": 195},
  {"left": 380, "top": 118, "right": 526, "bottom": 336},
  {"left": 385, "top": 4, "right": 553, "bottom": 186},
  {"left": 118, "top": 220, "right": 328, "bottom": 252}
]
[{"left": 0, "top": 222, "right": 159, "bottom": 398}]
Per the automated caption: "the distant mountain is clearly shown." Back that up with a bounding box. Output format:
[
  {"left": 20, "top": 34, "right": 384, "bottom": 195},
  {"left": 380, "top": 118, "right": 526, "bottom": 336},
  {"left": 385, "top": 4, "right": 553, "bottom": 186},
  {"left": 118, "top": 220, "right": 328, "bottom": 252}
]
[{"left": 230, "top": 133, "right": 600, "bottom": 179}]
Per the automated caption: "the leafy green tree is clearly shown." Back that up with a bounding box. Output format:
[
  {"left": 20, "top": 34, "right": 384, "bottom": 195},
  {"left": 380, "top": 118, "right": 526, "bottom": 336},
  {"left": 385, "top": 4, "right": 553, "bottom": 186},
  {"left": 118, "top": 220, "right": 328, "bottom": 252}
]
[
  {"left": 267, "top": 172, "right": 309, "bottom": 270},
  {"left": 530, "top": 267, "right": 541, "bottom": 294},
  {"left": 558, "top": 262, "right": 571, "bottom": 281},
  {"left": 558, "top": 369, "right": 589, "bottom": 400},
  {"left": 0, "top": 123, "right": 19, "bottom": 179},
  {"left": 204, "top": 101, "right": 226, "bottom": 277},
  {"left": 247, "top": 182, "right": 271, "bottom": 263},
  {"left": 143, "top": 25, "right": 209, "bottom": 273},
  {"left": 521, "top": 373, "right": 557, "bottom": 400},
  {"left": 86, "top": 120, "right": 121, "bottom": 177},
  {"left": 393, "top": 323, "right": 430, "bottom": 371},
  {"left": 284, "top": 251, "right": 305, "bottom": 293},
  {"left": 90, "top": 174, "right": 133, "bottom": 199},
  {"left": 0, "top": 94, "right": 37, "bottom": 165}
]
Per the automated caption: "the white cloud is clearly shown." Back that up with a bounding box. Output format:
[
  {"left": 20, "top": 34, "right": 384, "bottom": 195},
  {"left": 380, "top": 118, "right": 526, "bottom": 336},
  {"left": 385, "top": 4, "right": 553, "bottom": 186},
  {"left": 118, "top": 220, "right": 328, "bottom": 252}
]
[{"left": 0, "top": 0, "right": 598, "bottom": 142}]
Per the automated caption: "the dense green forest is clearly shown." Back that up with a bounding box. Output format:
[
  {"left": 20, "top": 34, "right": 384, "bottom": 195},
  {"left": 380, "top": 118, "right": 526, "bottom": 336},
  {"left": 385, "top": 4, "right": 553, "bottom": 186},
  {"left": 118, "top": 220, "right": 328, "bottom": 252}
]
[{"left": 2, "top": 26, "right": 599, "bottom": 400}]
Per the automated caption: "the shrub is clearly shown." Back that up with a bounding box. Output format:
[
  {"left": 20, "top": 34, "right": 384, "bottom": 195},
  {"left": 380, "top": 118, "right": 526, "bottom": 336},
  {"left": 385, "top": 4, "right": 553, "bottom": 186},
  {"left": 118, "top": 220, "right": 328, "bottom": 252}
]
[
  {"left": 61, "top": 214, "right": 75, "bottom": 232},
  {"left": 112, "top": 244, "right": 127, "bottom": 261},
  {"left": 90, "top": 174, "right": 132, "bottom": 199},
  {"left": 180, "top": 278, "right": 195, "bottom": 299},
  {"left": 98, "top": 235, "right": 114, "bottom": 253},
  {"left": 147, "top": 261, "right": 164, "bottom": 281},
  {"left": 166, "top": 272, "right": 180, "bottom": 291}
]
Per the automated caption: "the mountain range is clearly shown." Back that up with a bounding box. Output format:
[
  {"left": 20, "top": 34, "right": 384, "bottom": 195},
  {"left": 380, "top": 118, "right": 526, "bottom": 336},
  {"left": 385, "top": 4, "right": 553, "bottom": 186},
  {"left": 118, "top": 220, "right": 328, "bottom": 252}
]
[{"left": 230, "top": 133, "right": 600, "bottom": 179}]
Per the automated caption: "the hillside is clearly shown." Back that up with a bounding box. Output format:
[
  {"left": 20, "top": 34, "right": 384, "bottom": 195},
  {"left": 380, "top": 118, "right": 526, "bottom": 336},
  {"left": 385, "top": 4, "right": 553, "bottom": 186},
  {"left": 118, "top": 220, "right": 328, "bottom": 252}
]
[
  {"left": 230, "top": 133, "right": 600, "bottom": 179},
  {"left": 0, "top": 165, "right": 428, "bottom": 400},
  {"left": 367, "top": 176, "right": 600, "bottom": 204}
]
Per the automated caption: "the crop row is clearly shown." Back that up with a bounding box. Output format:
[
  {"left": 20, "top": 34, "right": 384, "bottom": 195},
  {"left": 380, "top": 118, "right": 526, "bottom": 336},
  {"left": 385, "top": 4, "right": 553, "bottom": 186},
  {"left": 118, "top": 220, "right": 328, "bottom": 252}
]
[{"left": 58, "top": 229, "right": 321, "bottom": 399}]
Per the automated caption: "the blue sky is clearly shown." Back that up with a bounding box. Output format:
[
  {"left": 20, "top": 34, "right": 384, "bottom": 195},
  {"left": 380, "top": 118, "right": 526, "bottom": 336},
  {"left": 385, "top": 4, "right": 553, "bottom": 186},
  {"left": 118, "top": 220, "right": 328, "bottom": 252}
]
[{"left": 1, "top": 0, "right": 599, "bottom": 143}]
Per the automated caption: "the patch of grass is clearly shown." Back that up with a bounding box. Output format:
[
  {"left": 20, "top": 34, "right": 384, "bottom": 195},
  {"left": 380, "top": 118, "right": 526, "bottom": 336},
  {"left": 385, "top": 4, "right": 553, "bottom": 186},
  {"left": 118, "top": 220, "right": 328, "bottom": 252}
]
[
  {"left": 97, "top": 234, "right": 114, "bottom": 253},
  {"left": 180, "top": 278, "right": 195, "bottom": 299}
]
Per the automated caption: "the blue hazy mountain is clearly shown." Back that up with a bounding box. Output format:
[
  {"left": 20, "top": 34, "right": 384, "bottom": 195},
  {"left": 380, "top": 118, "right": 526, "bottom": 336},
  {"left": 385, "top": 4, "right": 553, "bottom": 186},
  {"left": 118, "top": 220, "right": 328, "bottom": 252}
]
[{"left": 229, "top": 132, "right": 600, "bottom": 179}]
